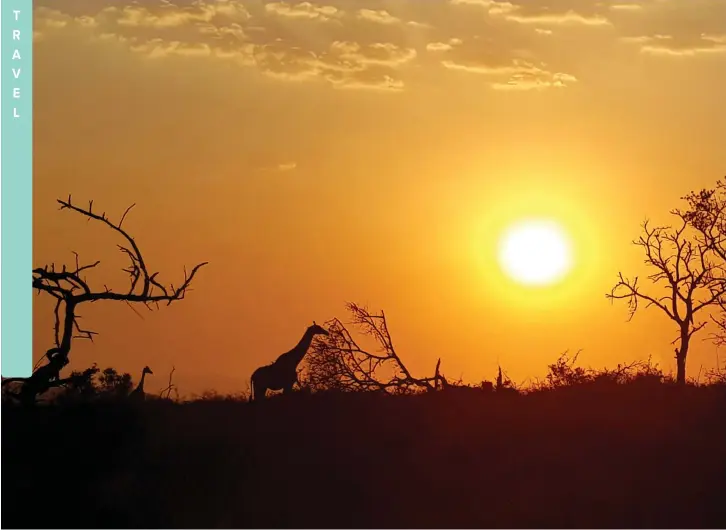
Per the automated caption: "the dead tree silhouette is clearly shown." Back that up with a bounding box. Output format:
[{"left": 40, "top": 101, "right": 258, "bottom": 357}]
[
  {"left": 2, "top": 196, "right": 207, "bottom": 406},
  {"left": 302, "top": 302, "right": 445, "bottom": 393},
  {"left": 607, "top": 203, "right": 726, "bottom": 385},
  {"left": 250, "top": 322, "right": 329, "bottom": 401},
  {"left": 129, "top": 366, "right": 154, "bottom": 402}
]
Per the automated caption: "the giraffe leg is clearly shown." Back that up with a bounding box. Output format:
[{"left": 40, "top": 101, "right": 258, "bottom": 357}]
[{"left": 252, "top": 380, "right": 267, "bottom": 401}]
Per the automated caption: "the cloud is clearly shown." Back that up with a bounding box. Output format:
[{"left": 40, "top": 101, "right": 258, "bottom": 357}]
[
  {"left": 115, "top": 5, "right": 216, "bottom": 28},
  {"left": 253, "top": 40, "right": 414, "bottom": 90},
  {"left": 129, "top": 39, "right": 213, "bottom": 58},
  {"left": 427, "top": 42, "right": 453, "bottom": 52},
  {"left": 34, "top": 7, "right": 73, "bottom": 29},
  {"left": 441, "top": 57, "right": 577, "bottom": 90},
  {"left": 330, "top": 41, "right": 417, "bottom": 66},
  {"left": 622, "top": 33, "right": 726, "bottom": 57},
  {"left": 355, "top": 7, "right": 428, "bottom": 28},
  {"left": 325, "top": 71, "right": 405, "bottom": 91},
  {"left": 276, "top": 162, "right": 297, "bottom": 171},
  {"left": 196, "top": 22, "right": 248, "bottom": 41},
  {"left": 36, "top": 0, "right": 642, "bottom": 93},
  {"left": 434, "top": 36, "right": 576, "bottom": 90},
  {"left": 503, "top": 9, "right": 611, "bottom": 26},
  {"left": 449, "top": 0, "right": 519, "bottom": 15},
  {"left": 426, "top": 38, "right": 463, "bottom": 52},
  {"left": 356, "top": 9, "right": 400, "bottom": 25},
  {"left": 490, "top": 71, "right": 577, "bottom": 90},
  {"left": 610, "top": 4, "right": 643, "bottom": 11},
  {"left": 703, "top": 34, "right": 726, "bottom": 45},
  {"left": 264, "top": 2, "right": 340, "bottom": 22},
  {"left": 448, "top": 0, "right": 612, "bottom": 27},
  {"left": 33, "top": 2, "right": 414, "bottom": 91},
  {"left": 258, "top": 161, "right": 298, "bottom": 172}
]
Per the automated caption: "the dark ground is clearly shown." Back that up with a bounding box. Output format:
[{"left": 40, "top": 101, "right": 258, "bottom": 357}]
[{"left": 3, "top": 382, "right": 726, "bottom": 528}]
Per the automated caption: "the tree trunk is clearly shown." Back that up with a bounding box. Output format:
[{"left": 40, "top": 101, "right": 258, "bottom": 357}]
[{"left": 676, "top": 333, "right": 690, "bottom": 385}]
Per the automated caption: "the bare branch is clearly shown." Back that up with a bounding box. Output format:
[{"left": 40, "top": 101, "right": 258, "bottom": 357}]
[{"left": 21, "top": 196, "right": 207, "bottom": 405}]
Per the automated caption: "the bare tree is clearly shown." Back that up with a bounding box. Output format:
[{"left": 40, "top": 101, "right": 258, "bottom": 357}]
[
  {"left": 3, "top": 196, "right": 207, "bottom": 405},
  {"left": 606, "top": 211, "right": 726, "bottom": 385},
  {"left": 302, "top": 302, "right": 443, "bottom": 393}
]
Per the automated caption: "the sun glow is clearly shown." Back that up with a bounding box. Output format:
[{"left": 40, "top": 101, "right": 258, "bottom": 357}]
[{"left": 497, "top": 219, "right": 574, "bottom": 286}]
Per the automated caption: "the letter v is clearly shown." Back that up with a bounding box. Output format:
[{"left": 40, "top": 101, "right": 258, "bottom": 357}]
[{"left": 12, "top": 68, "right": 21, "bottom": 79}]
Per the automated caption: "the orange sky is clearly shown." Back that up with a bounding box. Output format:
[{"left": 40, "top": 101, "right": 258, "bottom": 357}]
[{"left": 33, "top": 0, "right": 726, "bottom": 396}]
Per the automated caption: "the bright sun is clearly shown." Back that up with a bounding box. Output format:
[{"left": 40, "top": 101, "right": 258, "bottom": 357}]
[{"left": 497, "top": 219, "right": 573, "bottom": 286}]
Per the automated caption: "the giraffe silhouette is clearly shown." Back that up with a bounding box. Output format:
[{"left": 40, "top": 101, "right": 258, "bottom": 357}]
[
  {"left": 251, "top": 322, "right": 329, "bottom": 401},
  {"left": 129, "top": 366, "right": 153, "bottom": 401}
]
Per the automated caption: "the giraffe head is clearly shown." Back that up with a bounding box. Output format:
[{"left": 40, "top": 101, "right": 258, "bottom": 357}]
[
  {"left": 143, "top": 366, "right": 154, "bottom": 375},
  {"left": 309, "top": 321, "right": 329, "bottom": 337}
]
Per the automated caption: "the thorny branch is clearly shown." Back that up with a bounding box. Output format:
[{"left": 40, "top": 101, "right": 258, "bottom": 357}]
[{"left": 159, "top": 366, "right": 179, "bottom": 400}]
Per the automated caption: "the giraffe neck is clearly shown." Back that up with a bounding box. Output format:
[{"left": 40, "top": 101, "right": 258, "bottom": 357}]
[
  {"left": 137, "top": 371, "right": 147, "bottom": 392},
  {"left": 280, "top": 328, "right": 316, "bottom": 368}
]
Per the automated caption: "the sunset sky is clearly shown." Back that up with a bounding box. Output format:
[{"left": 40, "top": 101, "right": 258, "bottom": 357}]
[{"left": 33, "top": 0, "right": 726, "bottom": 395}]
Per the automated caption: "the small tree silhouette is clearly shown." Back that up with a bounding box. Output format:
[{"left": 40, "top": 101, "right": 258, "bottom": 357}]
[
  {"left": 607, "top": 207, "right": 726, "bottom": 385},
  {"left": 3, "top": 196, "right": 207, "bottom": 405}
]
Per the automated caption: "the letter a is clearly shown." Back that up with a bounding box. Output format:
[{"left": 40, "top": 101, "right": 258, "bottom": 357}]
[{"left": 12, "top": 49, "right": 21, "bottom": 60}]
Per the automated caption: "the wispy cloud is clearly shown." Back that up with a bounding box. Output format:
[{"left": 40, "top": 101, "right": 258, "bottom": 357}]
[
  {"left": 503, "top": 10, "right": 611, "bottom": 26},
  {"left": 356, "top": 9, "right": 400, "bottom": 25},
  {"left": 33, "top": 0, "right": 726, "bottom": 95},
  {"left": 622, "top": 33, "right": 726, "bottom": 57},
  {"left": 258, "top": 161, "right": 298, "bottom": 173},
  {"left": 610, "top": 3, "right": 643, "bottom": 12},
  {"left": 355, "top": 8, "right": 428, "bottom": 28},
  {"left": 441, "top": 55, "right": 577, "bottom": 90},
  {"left": 264, "top": 2, "right": 340, "bottom": 22},
  {"left": 276, "top": 162, "right": 298, "bottom": 171},
  {"left": 426, "top": 38, "right": 463, "bottom": 52}
]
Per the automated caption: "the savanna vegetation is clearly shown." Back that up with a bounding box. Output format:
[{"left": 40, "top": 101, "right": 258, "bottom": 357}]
[{"left": 3, "top": 183, "right": 726, "bottom": 528}]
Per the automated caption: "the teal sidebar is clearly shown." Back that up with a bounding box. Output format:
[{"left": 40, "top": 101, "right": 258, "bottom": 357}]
[{"left": 1, "top": 0, "right": 33, "bottom": 377}]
